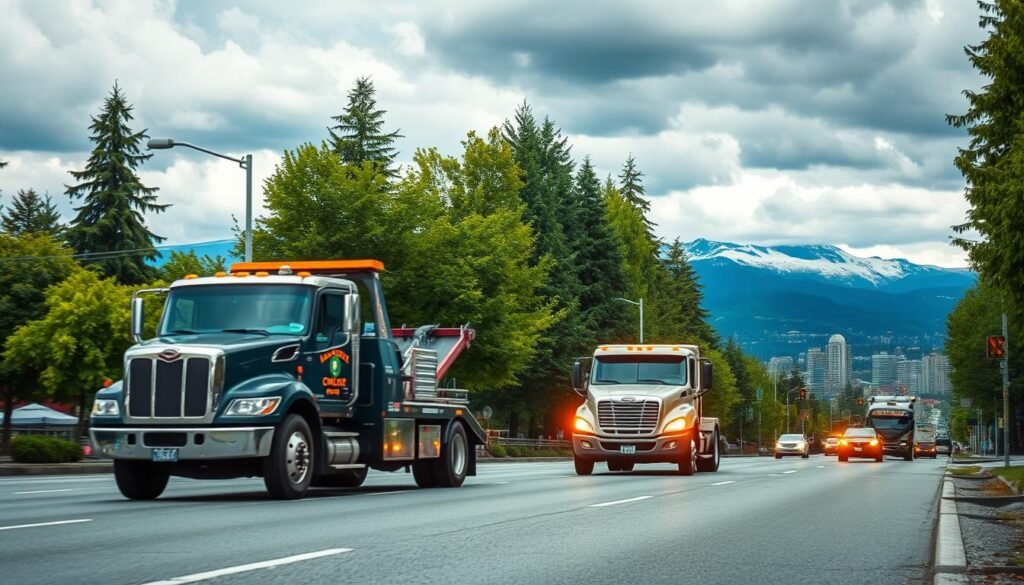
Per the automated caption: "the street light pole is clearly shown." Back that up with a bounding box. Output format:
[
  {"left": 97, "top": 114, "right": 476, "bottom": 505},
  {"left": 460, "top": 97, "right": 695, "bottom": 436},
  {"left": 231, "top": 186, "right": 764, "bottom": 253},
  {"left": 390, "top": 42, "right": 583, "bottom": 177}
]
[
  {"left": 1003, "top": 311, "right": 1010, "bottom": 467},
  {"left": 613, "top": 297, "right": 644, "bottom": 343},
  {"left": 148, "top": 138, "right": 254, "bottom": 262}
]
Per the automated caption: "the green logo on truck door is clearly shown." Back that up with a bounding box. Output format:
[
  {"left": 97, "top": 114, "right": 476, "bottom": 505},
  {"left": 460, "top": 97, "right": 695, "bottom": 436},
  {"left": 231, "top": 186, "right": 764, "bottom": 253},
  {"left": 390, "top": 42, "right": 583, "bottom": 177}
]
[{"left": 328, "top": 355, "right": 342, "bottom": 377}]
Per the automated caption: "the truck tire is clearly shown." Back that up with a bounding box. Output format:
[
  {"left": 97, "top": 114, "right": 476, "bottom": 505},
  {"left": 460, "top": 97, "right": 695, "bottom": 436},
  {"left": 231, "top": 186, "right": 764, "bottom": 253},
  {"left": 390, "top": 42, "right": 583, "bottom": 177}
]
[
  {"left": 114, "top": 460, "right": 170, "bottom": 500},
  {"left": 574, "top": 456, "right": 594, "bottom": 475},
  {"left": 413, "top": 460, "right": 437, "bottom": 488},
  {"left": 697, "top": 427, "right": 720, "bottom": 473},
  {"left": 904, "top": 449, "right": 914, "bottom": 462},
  {"left": 262, "top": 414, "right": 314, "bottom": 500},
  {"left": 678, "top": 436, "right": 697, "bottom": 476},
  {"left": 436, "top": 421, "right": 468, "bottom": 488},
  {"left": 313, "top": 468, "right": 368, "bottom": 488}
]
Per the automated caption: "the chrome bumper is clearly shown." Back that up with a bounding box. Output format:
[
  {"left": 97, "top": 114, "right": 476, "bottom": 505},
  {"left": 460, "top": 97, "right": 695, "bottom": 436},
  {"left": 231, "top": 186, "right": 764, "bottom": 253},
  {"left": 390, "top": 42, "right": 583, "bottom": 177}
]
[
  {"left": 90, "top": 427, "right": 275, "bottom": 460},
  {"left": 572, "top": 432, "right": 689, "bottom": 463}
]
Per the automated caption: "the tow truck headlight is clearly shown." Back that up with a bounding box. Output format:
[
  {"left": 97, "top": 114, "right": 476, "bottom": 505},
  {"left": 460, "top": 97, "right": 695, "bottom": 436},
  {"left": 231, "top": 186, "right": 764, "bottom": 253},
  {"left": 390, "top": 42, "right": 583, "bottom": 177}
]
[
  {"left": 225, "top": 398, "right": 281, "bottom": 416},
  {"left": 664, "top": 418, "right": 687, "bottom": 433},
  {"left": 91, "top": 399, "right": 119, "bottom": 417},
  {"left": 574, "top": 417, "right": 594, "bottom": 433}
]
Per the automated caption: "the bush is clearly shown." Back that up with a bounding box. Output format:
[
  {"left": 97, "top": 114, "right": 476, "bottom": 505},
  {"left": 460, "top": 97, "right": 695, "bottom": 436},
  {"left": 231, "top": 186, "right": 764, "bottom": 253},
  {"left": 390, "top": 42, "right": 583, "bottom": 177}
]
[
  {"left": 504, "top": 446, "right": 521, "bottom": 457},
  {"left": 488, "top": 444, "right": 506, "bottom": 457},
  {"left": 11, "top": 435, "right": 83, "bottom": 463}
]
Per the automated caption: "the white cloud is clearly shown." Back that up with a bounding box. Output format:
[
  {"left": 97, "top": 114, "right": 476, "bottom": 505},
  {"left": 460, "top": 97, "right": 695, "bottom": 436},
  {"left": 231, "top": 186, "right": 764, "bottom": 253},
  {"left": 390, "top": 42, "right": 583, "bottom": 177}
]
[{"left": 388, "top": 22, "right": 425, "bottom": 57}]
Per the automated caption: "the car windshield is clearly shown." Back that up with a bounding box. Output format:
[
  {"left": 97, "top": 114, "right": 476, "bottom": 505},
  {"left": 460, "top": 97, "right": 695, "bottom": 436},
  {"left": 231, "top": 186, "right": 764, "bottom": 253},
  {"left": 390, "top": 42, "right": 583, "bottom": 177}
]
[
  {"left": 159, "top": 284, "right": 314, "bottom": 336},
  {"left": 844, "top": 428, "right": 876, "bottom": 438},
  {"left": 779, "top": 434, "right": 804, "bottom": 441},
  {"left": 590, "top": 354, "right": 687, "bottom": 385}
]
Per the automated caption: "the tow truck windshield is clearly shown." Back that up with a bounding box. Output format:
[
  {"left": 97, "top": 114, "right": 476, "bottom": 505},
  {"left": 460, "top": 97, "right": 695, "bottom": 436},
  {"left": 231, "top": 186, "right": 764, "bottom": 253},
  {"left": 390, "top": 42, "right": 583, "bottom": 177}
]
[
  {"left": 159, "top": 284, "right": 314, "bottom": 336},
  {"left": 590, "top": 355, "right": 687, "bottom": 386}
]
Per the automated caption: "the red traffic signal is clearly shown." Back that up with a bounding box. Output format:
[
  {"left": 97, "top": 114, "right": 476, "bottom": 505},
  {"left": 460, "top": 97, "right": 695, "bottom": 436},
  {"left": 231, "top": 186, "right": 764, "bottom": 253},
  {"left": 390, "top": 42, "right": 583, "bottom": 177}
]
[
  {"left": 987, "top": 335, "right": 1006, "bottom": 359},
  {"left": 799, "top": 389, "right": 807, "bottom": 400}
]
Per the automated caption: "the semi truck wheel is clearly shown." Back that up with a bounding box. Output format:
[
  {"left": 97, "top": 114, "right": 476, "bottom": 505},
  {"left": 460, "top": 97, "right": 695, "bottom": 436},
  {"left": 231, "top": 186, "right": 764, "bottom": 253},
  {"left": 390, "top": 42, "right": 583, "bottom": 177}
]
[
  {"left": 903, "top": 449, "right": 914, "bottom": 462},
  {"left": 696, "top": 427, "right": 720, "bottom": 473},
  {"left": 436, "top": 422, "right": 468, "bottom": 487},
  {"left": 313, "top": 468, "right": 368, "bottom": 488},
  {"left": 114, "top": 460, "right": 169, "bottom": 500},
  {"left": 263, "top": 414, "right": 314, "bottom": 500},
  {"left": 678, "top": 436, "right": 697, "bottom": 476},
  {"left": 413, "top": 460, "right": 437, "bottom": 488},
  {"left": 574, "top": 456, "right": 594, "bottom": 475}
]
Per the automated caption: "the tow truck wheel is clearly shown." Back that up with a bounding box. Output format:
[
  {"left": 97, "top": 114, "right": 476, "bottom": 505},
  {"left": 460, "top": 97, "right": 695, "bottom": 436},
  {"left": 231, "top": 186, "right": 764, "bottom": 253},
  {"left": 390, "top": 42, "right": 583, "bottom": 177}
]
[
  {"left": 574, "top": 456, "right": 594, "bottom": 475},
  {"left": 313, "top": 467, "right": 368, "bottom": 488},
  {"left": 436, "top": 422, "right": 468, "bottom": 488},
  {"left": 262, "top": 414, "right": 314, "bottom": 500},
  {"left": 413, "top": 460, "right": 437, "bottom": 488},
  {"left": 678, "top": 436, "right": 697, "bottom": 476},
  {"left": 113, "top": 460, "right": 169, "bottom": 500},
  {"left": 697, "top": 427, "right": 720, "bottom": 472}
]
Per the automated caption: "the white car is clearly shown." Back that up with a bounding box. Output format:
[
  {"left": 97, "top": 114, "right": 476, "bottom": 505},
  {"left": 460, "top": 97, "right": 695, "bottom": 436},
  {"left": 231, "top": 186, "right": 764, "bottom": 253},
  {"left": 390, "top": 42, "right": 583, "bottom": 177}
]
[{"left": 774, "top": 434, "right": 809, "bottom": 459}]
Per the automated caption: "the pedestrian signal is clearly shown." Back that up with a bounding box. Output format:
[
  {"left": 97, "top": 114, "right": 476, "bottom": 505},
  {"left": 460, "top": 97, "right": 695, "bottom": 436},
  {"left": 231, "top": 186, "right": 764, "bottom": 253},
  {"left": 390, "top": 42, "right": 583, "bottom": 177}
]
[{"left": 987, "top": 335, "right": 1006, "bottom": 359}]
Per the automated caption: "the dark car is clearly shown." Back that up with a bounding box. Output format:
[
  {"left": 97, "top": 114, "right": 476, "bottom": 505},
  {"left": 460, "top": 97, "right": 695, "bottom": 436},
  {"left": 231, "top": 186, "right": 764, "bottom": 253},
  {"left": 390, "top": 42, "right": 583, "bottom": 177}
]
[
  {"left": 838, "top": 427, "right": 883, "bottom": 462},
  {"left": 935, "top": 436, "right": 953, "bottom": 455}
]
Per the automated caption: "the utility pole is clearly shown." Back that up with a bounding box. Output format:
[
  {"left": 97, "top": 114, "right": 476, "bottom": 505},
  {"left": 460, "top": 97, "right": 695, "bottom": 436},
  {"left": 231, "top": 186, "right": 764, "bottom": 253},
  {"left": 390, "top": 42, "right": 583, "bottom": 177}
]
[{"left": 1003, "top": 312, "right": 1010, "bottom": 467}]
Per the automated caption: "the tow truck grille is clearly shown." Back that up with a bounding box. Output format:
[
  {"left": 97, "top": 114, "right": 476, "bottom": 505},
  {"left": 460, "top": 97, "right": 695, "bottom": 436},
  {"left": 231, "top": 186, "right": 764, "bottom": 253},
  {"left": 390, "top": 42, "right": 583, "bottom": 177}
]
[
  {"left": 127, "top": 356, "right": 211, "bottom": 419},
  {"left": 597, "top": 400, "right": 660, "bottom": 435}
]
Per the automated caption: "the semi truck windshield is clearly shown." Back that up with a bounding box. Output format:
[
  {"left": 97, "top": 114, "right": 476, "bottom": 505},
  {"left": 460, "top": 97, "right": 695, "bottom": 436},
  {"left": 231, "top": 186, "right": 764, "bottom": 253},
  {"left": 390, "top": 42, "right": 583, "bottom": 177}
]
[
  {"left": 160, "top": 284, "right": 314, "bottom": 336},
  {"left": 591, "top": 355, "right": 687, "bottom": 386}
]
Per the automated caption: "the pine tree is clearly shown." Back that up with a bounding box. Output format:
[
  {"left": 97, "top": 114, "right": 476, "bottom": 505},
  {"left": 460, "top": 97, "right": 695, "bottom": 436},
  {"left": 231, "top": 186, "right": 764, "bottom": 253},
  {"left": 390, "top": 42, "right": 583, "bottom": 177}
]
[
  {"left": 647, "top": 239, "right": 718, "bottom": 348},
  {"left": 618, "top": 154, "right": 656, "bottom": 236},
  {"left": 1, "top": 189, "right": 63, "bottom": 238},
  {"left": 328, "top": 77, "right": 403, "bottom": 177},
  {"left": 65, "top": 82, "right": 167, "bottom": 284}
]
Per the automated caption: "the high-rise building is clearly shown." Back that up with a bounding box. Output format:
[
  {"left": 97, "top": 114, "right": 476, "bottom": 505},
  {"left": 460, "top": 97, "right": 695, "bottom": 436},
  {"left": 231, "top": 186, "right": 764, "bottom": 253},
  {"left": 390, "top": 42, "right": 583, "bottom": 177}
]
[
  {"left": 896, "top": 358, "right": 923, "bottom": 395},
  {"left": 805, "top": 348, "right": 826, "bottom": 394},
  {"left": 872, "top": 352, "right": 898, "bottom": 388},
  {"left": 825, "top": 334, "right": 850, "bottom": 393},
  {"left": 922, "top": 353, "right": 951, "bottom": 395},
  {"left": 769, "top": 356, "right": 794, "bottom": 379}
]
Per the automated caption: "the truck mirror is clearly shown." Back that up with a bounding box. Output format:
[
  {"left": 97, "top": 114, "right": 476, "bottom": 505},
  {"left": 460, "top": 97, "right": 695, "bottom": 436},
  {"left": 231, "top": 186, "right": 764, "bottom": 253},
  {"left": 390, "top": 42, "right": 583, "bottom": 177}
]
[
  {"left": 571, "top": 361, "right": 585, "bottom": 396},
  {"left": 700, "top": 359, "right": 713, "bottom": 392},
  {"left": 343, "top": 293, "right": 361, "bottom": 334},
  {"left": 131, "top": 297, "right": 145, "bottom": 343}
]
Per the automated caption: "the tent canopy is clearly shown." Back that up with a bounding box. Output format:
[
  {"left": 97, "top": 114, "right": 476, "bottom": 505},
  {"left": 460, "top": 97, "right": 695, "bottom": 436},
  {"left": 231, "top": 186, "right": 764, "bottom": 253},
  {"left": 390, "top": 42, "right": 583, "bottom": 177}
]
[{"left": 0, "top": 403, "right": 78, "bottom": 426}]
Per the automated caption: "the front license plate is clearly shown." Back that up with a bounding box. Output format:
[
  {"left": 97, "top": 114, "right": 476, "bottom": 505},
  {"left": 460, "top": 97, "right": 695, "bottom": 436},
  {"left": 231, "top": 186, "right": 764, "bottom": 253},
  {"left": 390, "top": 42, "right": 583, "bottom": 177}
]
[
  {"left": 151, "top": 448, "right": 178, "bottom": 462},
  {"left": 620, "top": 445, "right": 636, "bottom": 454}
]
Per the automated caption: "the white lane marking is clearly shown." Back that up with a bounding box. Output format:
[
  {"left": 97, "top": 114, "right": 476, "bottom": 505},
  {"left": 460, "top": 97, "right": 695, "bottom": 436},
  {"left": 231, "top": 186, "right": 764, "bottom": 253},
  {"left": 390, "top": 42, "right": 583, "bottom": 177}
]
[
  {"left": 490, "top": 481, "right": 510, "bottom": 485},
  {"left": 0, "top": 476, "right": 110, "bottom": 485},
  {"left": 782, "top": 470, "right": 797, "bottom": 474},
  {"left": 0, "top": 518, "right": 92, "bottom": 531},
  {"left": 711, "top": 481, "right": 735, "bottom": 486},
  {"left": 590, "top": 496, "right": 652, "bottom": 508},
  {"left": 140, "top": 548, "right": 354, "bottom": 585},
  {"left": 366, "top": 490, "right": 411, "bottom": 496},
  {"left": 816, "top": 465, "right": 825, "bottom": 468},
  {"left": 12, "top": 489, "right": 74, "bottom": 495}
]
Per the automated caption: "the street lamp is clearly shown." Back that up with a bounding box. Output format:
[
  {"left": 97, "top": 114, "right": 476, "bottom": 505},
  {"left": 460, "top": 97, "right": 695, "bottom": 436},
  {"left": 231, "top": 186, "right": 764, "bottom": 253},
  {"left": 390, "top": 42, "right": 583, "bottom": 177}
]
[
  {"left": 613, "top": 297, "right": 644, "bottom": 343},
  {"left": 148, "top": 138, "right": 253, "bottom": 262}
]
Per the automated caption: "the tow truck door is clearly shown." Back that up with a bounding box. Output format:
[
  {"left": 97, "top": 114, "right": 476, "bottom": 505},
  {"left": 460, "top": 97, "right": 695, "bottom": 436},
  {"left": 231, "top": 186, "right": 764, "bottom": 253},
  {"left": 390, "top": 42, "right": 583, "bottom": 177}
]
[{"left": 309, "top": 289, "right": 355, "bottom": 416}]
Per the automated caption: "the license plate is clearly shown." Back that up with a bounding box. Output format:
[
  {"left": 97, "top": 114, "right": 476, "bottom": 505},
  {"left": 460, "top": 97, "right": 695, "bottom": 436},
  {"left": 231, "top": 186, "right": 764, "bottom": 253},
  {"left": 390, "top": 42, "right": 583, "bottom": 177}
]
[
  {"left": 854, "top": 447, "right": 862, "bottom": 452},
  {"left": 151, "top": 448, "right": 179, "bottom": 462},
  {"left": 620, "top": 445, "right": 636, "bottom": 454}
]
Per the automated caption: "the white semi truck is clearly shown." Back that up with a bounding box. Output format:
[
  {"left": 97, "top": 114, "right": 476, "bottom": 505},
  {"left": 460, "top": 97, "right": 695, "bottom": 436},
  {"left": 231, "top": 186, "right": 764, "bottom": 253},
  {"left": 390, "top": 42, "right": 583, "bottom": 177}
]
[{"left": 570, "top": 344, "right": 721, "bottom": 476}]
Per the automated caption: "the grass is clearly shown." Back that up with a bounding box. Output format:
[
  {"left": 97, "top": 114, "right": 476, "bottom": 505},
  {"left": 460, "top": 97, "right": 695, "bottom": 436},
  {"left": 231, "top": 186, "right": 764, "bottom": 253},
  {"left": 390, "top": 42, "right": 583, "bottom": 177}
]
[
  {"left": 991, "top": 465, "right": 1024, "bottom": 492},
  {"left": 948, "top": 465, "right": 982, "bottom": 476},
  {"left": 952, "top": 452, "right": 977, "bottom": 460}
]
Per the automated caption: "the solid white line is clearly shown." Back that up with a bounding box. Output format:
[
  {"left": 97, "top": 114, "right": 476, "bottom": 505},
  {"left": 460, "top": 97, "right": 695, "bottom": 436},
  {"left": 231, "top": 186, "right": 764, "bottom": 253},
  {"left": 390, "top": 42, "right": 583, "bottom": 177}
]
[
  {"left": 12, "top": 489, "right": 74, "bottom": 495},
  {"left": 782, "top": 470, "right": 797, "bottom": 474},
  {"left": 711, "top": 481, "right": 735, "bottom": 486},
  {"left": 366, "top": 490, "right": 411, "bottom": 496},
  {"left": 590, "top": 496, "right": 652, "bottom": 508},
  {"left": 0, "top": 518, "right": 92, "bottom": 531},
  {"left": 140, "top": 548, "right": 354, "bottom": 585}
]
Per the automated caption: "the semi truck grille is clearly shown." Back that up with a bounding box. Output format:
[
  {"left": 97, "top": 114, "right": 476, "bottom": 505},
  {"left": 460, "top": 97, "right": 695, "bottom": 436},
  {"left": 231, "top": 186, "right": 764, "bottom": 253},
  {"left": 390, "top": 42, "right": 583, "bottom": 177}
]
[
  {"left": 597, "top": 400, "right": 660, "bottom": 435},
  {"left": 127, "top": 356, "right": 211, "bottom": 419}
]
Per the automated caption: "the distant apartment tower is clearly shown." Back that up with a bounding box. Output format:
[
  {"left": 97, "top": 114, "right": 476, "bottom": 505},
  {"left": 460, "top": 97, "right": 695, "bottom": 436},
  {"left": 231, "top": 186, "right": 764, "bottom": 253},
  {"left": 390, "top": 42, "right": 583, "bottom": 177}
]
[
  {"left": 805, "top": 348, "right": 826, "bottom": 394},
  {"left": 896, "top": 358, "right": 923, "bottom": 395},
  {"left": 922, "top": 353, "right": 951, "bottom": 395},
  {"left": 872, "top": 352, "right": 898, "bottom": 388},
  {"left": 769, "top": 356, "right": 794, "bottom": 378},
  {"left": 825, "top": 334, "right": 852, "bottom": 394}
]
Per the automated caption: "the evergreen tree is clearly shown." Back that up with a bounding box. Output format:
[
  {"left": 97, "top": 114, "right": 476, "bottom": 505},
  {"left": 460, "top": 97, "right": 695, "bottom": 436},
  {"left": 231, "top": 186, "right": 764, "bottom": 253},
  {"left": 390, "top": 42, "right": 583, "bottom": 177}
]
[
  {"left": 646, "top": 238, "right": 718, "bottom": 348},
  {"left": 604, "top": 175, "right": 659, "bottom": 302},
  {"left": 618, "top": 154, "right": 656, "bottom": 236},
  {"left": 948, "top": 1, "right": 1024, "bottom": 317},
  {"left": 1, "top": 189, "right": 63, "bottom": 238},
  {"left": 328, "top": 77, "right": 403, "bottom": 177},
  {"left": 65, "top": 82, "right": 166, "bottom": 284}
]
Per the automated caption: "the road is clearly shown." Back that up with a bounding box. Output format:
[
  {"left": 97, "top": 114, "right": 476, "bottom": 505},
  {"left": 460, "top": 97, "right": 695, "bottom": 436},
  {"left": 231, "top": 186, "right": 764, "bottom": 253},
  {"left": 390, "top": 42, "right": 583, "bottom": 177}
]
[{"left": 0, "top": 455, "right": 946, "bottom": 585}]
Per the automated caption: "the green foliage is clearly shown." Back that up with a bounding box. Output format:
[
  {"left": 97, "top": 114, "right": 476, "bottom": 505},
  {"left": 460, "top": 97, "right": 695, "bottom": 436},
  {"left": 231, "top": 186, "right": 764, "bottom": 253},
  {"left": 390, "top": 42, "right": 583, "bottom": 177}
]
[
  {"left": 11, "top": 435, "right": 82, "bottom": 463},
  {"left": 618, "top": 154, "right": 655, "bottom": 236},
  {"left": 702, "top": 348, "right": 740, "bottom": 429},
  {"left": 950, "top": 408, "right": 971, "bottom": 444},
  {"left": 604, "top": 178, "right": 658, "bottom": 302},
  {"left": 948, "top": 1, "right": 1024, "bottom": 318},
  {"left": 487, "top": 444, "right": 507, "bottom": 457},
  {"left": 646, "top": 239, "right": 718, "bottom": 348},
  {"left": 1, "top": 189, "right": 64, "bottom": 238},
  {"left": 328, "top": 77, "right": 403, "bottom": 178},
  {"left": 504, "top": 446, "right": 522, "bottom": 457},
  {"left": 159, "top": 250, "right": 227, "bottom": 281},
  {"left": 65, "top": 82, "right": 166, "bottom": 284}
]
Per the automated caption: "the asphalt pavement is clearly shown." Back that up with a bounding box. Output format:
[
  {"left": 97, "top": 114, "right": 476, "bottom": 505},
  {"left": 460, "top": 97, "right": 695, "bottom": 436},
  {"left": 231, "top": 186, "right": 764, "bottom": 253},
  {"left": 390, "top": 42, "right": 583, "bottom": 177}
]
[{"left": 0, "top": 454, "right": 947, "bottom": 585}]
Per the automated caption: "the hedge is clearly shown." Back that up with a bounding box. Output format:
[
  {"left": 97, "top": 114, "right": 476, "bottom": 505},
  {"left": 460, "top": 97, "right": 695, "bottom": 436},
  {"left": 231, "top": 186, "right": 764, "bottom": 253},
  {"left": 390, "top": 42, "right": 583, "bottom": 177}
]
[{"left": 11, "top": 435, "right": 83, "bottom": 463}]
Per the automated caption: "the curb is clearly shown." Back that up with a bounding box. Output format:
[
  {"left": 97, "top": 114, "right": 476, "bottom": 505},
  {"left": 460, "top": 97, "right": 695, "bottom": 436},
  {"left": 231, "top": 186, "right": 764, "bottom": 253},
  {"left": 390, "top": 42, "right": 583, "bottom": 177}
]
[
  {"left": 934, "top": 477, "right": 967, "bottom": 584},
  {"left": 0, "top": 462, "right": 112, "bottom": 476},
  {"left": 994, "top": 474, "right": 1022, "bottom": 495}
]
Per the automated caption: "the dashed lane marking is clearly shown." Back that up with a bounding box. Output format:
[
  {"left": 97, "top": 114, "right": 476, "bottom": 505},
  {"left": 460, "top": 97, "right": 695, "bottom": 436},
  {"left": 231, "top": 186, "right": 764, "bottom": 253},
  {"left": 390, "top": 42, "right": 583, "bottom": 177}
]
[
  {"left": 711, "top": 481, "right": 735, "bottom": 486},
  {"left": 140, "top": 548, "right": 354, "bottom": 585},
  {"left": 782, "top": 470, "right": 797, "bottom": 474},
  {"left": 12, "top": 489, "right": 74, "bottom": 495},
  {"left": 590, "top": 496, "right": 653, "bottom": 508},
  {"left": 0, "top": 519, "right": 92, "bottom": 531}
]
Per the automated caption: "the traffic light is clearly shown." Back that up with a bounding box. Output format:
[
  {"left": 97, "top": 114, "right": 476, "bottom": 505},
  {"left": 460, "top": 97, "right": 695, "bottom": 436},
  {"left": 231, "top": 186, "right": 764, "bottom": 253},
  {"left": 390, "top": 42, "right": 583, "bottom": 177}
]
[
  {"left": 799, "top": 389, "right": 807, "bottom": 400},
  {"left": 857, "top": 398, "right": 865, "bottom": 406},
  {"left": 987, "top": 335, "right": 1007, "bottom": 359}
]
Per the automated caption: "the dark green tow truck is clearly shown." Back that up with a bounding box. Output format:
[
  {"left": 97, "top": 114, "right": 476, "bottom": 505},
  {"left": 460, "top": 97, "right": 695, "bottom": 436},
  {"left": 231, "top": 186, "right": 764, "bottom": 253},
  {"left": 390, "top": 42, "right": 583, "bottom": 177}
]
[{"left": 89, "top": 260, "right": 485, "bottom": 499}]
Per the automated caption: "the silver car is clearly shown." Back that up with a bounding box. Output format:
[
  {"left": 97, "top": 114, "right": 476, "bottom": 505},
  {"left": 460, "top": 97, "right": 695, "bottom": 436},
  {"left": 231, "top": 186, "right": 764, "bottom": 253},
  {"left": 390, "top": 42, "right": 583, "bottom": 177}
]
[{"left": 774, "top": 434, "right": 809, "bottom": 459}]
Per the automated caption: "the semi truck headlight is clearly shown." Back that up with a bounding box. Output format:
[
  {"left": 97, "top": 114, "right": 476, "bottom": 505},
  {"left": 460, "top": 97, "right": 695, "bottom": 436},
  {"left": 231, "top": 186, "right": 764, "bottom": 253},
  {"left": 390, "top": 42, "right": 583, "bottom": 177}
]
[
  {"left": 574, "top": 417, "right": 594, "bottom": 433},
  {"left": 91, "top": 399, "right": 119, "bottom": 416},
  {"left": 225, "top": 398, "right": 281, "bottom": 416},
  {"left": 664, "top": 418, "right": 687, "bottom": 433}
]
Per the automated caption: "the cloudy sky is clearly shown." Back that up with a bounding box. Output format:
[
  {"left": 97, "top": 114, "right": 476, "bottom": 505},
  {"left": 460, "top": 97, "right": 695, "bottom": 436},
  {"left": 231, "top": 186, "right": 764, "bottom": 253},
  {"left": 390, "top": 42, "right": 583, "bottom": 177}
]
[{"left": 0, "top": 0, "right": 986, "bottom": 267}]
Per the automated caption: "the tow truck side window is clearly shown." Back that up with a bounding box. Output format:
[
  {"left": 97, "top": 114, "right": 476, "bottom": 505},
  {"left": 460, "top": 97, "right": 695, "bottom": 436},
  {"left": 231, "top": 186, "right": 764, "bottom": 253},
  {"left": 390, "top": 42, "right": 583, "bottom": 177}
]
[{"left": 315, "top": 292, "right": 345, "bottom": 348}]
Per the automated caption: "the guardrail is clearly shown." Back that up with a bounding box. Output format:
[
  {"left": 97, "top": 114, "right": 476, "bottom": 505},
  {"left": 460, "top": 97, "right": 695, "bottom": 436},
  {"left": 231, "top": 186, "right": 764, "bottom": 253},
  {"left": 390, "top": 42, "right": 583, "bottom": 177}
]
[{"left": 489, "top": 437, "right": 573, "bottom": 450}]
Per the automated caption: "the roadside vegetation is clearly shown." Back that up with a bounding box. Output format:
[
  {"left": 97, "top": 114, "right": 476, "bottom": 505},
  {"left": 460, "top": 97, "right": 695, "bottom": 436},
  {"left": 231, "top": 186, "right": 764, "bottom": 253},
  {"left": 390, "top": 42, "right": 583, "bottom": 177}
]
[{"left": 992, "top": 466, "right": 1024, "bottom": 492}]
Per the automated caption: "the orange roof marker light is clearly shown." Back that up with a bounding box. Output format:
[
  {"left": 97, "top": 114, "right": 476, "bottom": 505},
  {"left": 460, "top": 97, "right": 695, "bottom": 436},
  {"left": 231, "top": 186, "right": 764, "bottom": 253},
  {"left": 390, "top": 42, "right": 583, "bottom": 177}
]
[{"left": 230, "top": 260, "right": 385, "bottom": 275}]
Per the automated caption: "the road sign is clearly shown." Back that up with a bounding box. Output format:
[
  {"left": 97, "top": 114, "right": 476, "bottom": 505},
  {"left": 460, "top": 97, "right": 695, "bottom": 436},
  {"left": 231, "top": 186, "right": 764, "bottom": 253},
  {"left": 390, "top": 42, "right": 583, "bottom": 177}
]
[{"left": 481, "top": 406, "right": 493, "bottom": 420}]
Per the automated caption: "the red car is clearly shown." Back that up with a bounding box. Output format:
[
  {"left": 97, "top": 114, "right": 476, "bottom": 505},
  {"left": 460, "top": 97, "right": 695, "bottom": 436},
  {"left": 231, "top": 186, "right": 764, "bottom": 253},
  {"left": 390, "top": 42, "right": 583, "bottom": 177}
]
[{"left": 837, "top": 427, "right": 883, "bottom": 462}]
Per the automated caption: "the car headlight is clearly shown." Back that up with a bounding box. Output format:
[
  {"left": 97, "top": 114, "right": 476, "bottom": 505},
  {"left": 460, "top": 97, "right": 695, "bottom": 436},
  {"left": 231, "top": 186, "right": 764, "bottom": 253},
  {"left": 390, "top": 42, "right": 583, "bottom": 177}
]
[
  {"left": 664, "top": 417, "right": 688, "bottom": 433},
  {"left": 574, "top": 416, "right": 594, "bottom": 433},
  {"left": 225, "top": 397, "right": 281, "bottom": 416},
  {"left": 776, "top": 442, "right": 784, "bottom": 449},
  {"left": 91, "top": 399, "right": 119, "bottom": 417}
]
